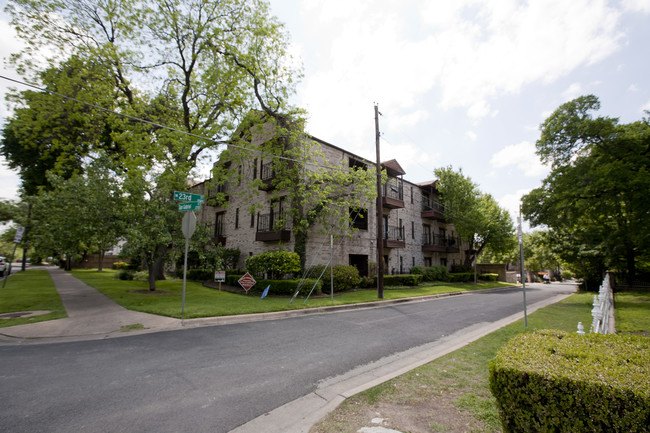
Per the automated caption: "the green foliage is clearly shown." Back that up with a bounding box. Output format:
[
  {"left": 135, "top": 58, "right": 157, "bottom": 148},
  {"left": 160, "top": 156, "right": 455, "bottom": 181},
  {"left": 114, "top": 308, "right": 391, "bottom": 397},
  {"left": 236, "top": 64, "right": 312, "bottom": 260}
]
[
  {"left": 245, "top": 250, "right": 301, "bottom": 279},
  {"left": 479, "top": 273, "right": 498, "bottom": 281},
  {"left": 561, "top": 270, "right": 573, "bottom": 280},
  {"left": 112, "top": 262, "right": 130, "bottom": 270},
  {"left": 116, "top": 270, "right": 134, "bottom": 281},
  {"left": 307, "top": 264, "right": 362, "bottom": 293},
  {"left": 184, "top": 269, "right": 214, "bottom": 281},
  {"left": 251, "top": 278, "right": 321, "bottom": 296},
  {"left": 523, "top": 95, "right": 650, "bottom": 286},
  {"left": 434, "top": 166, "right": 516, "bottom": 267},
  {"left": 411, "top": 265, "right": 449, "bottom": 282},
  {"left": 381, "top": 274, "right": 422, "bottom": 287},
  {"left": 448, "top": 272, "right": 474, "bottom": 282},
  {"left": 489, "top": 330, "right": 650, "bottom": 432}
]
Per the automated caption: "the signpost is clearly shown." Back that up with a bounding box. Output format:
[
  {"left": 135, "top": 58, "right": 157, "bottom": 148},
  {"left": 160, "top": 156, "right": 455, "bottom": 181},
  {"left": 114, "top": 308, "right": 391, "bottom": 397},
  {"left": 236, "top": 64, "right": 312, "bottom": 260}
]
[
  {"left": 180, "top": 211, "right": 197, "bottom": 313},
  {"left": 214, "top": 270, "right": 226, "bottom": 291},
  {"left": 173, "top": 190, "right": 203, "bottom": 312},
  {"left": 238, "top": 272, "right": 256, "bottom": 294},
  {"left": 3, "top": 226, "right": 25, "bottom": 288}
]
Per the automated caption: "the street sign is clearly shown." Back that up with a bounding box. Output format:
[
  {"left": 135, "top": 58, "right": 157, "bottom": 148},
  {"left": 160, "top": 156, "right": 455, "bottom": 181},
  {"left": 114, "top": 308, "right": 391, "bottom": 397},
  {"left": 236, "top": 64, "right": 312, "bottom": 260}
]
[
  {"left": 14, "top": 226, "right": 25, "bottom": 243},
  {"left": 178, "top": 202, "right": 202, "bottom": 212},
  {"left": 173, "top": 191, "right": 204, "bottom": 203},
  {"left": 181, "top": 211, "right": 197, "bottom": 239},
  {"left": 214, "top": 271, "right": 226, "bottom": 283},
  {"left": 238, "top": 272, "right": 256, "bottom": 293}
]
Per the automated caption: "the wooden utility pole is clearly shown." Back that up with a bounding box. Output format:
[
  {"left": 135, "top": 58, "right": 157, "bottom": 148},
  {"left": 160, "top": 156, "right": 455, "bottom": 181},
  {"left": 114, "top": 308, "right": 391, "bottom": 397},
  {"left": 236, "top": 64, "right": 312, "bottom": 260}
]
[{"left": 375, "top": 104, "right": 384, "bottom": 299}]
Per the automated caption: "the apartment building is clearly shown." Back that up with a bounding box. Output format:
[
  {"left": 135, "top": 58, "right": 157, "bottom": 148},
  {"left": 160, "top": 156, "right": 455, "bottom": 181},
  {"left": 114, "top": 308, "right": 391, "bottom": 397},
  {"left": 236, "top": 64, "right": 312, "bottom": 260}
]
[{"left": 192, "top": 119, "right": 467, "bottom": 276}]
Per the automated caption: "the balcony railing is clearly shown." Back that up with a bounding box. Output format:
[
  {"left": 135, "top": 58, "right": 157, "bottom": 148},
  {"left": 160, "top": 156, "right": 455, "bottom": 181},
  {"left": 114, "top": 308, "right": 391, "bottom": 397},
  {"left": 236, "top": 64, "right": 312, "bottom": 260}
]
[
  {"left": 421, "top": 198, "right": 445, "bottom": 221},
  {"left": 383, "top": 225, "right": 405, "bottom": 248},
  {"left": 382, "top": 181, "right": 404, "bottom": 209},
  {"left": 256, "top": 210, "right": 290, "bottom": 242},
  {"left": 422, "top": 234, "right": 460, "bottom": 253}
]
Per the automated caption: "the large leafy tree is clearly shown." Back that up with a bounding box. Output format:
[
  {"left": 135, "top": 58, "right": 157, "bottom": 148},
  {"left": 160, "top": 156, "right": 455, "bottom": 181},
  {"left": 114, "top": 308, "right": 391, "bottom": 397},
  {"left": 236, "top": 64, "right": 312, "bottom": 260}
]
[
  {"left": 5, "top": 0, "right": 299, "bottom": 288},
  {"left": 522, "top": 95, "right": 650, "bottom": 287},
  {"left": 434, "top": 166, "right": 516, "bottom": 268}
]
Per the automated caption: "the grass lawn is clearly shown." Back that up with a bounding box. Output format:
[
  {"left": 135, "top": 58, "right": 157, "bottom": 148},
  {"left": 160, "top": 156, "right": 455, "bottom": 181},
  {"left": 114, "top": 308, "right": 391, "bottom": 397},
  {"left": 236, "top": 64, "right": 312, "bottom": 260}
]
[
  {"left": 0, "top": 270, "right": 67, "bottom": 328},
  {"left": 311, "top": 290, "right": 650, "bottom": 433},
  {"left": 69, "top": 268, "right": 514, "bottom": 319}
]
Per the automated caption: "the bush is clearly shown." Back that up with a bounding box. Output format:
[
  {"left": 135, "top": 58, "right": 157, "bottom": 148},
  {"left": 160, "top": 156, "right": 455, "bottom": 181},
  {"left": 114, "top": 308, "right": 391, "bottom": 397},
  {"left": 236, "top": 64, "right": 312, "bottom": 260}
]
[
  {"left": 116, "top": 270, "right": 134, "bottom": 280},
  {"left": 224, "top": 277, "right": 321, "bottom": 297},
  {"left": 381, "top": 274, "right": 422, "bottom": 287},
  {"left": 562, "top": 270, "right": 573, "bottom": 280},
  {"left": 245, "top": 250, "right": 301, "bottom": 279},
  {"left": 447, "top": 272, "right": 473, "bottom": 282},
  {"left": 425, "top": 265, "right": 449, "bottom": 282},
  {"left": 132, "top": 271, "right": 149, "bottom": 281},
  {"left": 186, "top": 269, "right": 214, "bottom": 281},
  {"left": 411, "top": 266, "right": 426, "bottom": 275},
  {"left": 308, "top": 265, "right": 362, "bottom": 293},
  {"left": 451, "top": 263, "right": 471, "bottom": 273},
  {"left": 112, "top": 262, "right": 130, "bottom": 270},
  {"left": 489, "top": 330, "right": 650, "bottom": 433},
  {"left": 479, "top": 273, "right": 498, "bottom": 281}
]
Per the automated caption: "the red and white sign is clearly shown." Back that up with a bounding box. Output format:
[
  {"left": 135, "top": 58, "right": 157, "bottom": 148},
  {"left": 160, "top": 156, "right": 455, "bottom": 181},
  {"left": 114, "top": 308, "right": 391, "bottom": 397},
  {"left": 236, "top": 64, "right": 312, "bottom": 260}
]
[{"left": 238, "top": 272, "right": 256, "bottom": 292}]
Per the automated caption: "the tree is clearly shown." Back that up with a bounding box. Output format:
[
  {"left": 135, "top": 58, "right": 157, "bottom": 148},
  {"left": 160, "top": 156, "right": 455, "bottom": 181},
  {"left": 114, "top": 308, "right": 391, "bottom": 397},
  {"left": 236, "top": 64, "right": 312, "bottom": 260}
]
[
  {"left": 5, "top": 0, "right": 299, "bottom": 288},
  {"left": 522, "top": 95, "right": 650, "bottom": 287},
  {"left": 30, "top": 160, "right": 125, "bottom": 270},
  {"left": 434, "top": 166, "right": 516, "bottom": 268}
]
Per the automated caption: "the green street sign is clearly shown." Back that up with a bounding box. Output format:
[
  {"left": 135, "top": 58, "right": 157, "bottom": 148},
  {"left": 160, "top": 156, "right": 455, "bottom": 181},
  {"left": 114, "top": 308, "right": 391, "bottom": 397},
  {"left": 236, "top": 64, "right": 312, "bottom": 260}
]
[
  {"left": 173, "top": 191, "right": 204, "bottom": 203},
  {"left": 178, "top": 202, "right": 202, "bottom": 211}
]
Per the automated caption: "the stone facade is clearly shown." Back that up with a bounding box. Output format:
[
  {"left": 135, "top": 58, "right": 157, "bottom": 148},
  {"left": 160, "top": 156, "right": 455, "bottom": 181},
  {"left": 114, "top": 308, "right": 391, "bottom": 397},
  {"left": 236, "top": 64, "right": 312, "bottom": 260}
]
[{"left": 193, "top": 124, "right": 467, "bottom": 275}]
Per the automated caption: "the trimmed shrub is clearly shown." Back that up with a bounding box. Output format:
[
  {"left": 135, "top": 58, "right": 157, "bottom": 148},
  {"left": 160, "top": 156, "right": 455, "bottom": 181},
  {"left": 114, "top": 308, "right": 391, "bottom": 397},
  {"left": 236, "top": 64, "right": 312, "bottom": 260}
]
[
  {"left": 308, "top": 265, "right": 362, "bottom": 293},
  {"left": 245, "top": 250, "right": 301, "bottom": 279},
  {"left": 479, "top": 273, "right": 498, "bottom": 281},
  {"left": 489, "top": 330, "right": 650, "bottom": 433},
  {"left": 447, "top": 272, "right": 473, "bottom": 282},
  {"left": 411, "top": 266, "right": 426, "bottom": 275},
  {"left": 425, "top": 265, "right": 449, "bottom": 282},
  {"left": 242, "top": 278, "right": 322, "bottom": 296},
  {"left": 380, "top": 274, "right": 422, "bottom": 287},
  {"left": 116, "top": 270, "right": 134, "bottom": 280},
  {"left": 186, "top": 269, "right": 214, "bottom": 281},
  {"left": 562, "top": 270, "right": 573, "bottom": 280},
  {"left": 112, "top": 262, "right": 130, "bottom": 270}
]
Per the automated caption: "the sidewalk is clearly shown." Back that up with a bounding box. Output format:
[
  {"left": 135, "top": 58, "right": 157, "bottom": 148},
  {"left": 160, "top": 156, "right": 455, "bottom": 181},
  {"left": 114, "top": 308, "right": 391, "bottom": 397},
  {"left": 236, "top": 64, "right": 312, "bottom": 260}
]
[{"left": 0, "top": 267, "right": 180, "bottom": 343}]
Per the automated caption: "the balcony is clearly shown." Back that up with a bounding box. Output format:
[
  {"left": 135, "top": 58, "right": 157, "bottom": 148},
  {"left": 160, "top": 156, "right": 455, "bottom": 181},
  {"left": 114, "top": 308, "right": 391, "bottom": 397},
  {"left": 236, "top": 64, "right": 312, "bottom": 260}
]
[
  {"left": 209, "top": 222, "right": 227, "bottom": 245},
  {"left": 421, "top": 198, "right": 445, "bottom": 221},
  {"left": 255, "top": 211, "right": 291, "bottom": 242},
  {"left": 382, "top": 184, "right": 404, "bottom": 209},
  {"left": 383, "top": 225, "right": 405, "bottom": 249},
  {"left": 259, "top": 161, "right": 277, "bottom": 191},
  {"left": 207, "top": 182, "right": 229, "bottom": 206},
  {"left": 422, "top": 234, "right": 461, "bottom": 253}
]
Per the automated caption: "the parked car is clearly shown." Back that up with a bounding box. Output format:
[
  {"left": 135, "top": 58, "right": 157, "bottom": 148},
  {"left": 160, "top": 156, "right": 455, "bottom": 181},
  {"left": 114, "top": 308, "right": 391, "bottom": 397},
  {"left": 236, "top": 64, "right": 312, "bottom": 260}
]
[{"left": 0, "top": 257, "right": 7, "bottom": 277}]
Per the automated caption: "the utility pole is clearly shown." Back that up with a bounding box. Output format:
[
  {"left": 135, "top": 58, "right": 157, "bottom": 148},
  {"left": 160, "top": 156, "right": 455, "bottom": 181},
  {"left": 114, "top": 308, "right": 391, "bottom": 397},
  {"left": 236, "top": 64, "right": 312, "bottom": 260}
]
[
  {"left": 375, "top": 104, "right": 384, "bottom": 299},
  {"left": 518, "top": 205, "right": 528, "bottom": 328}
]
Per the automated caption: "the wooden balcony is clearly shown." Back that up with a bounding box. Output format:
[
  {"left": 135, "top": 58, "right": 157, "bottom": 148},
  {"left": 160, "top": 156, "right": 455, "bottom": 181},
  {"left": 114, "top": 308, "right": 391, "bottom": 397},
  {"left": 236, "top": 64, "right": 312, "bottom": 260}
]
[
  {"left": 383, "top": 225, "right": 405, "bottom": 249},
  {"left": 421, "top": 200, "right": 445, "bottom": 221},
  {"left": 256, "top": 211, "right": 290, "bottom": 242}
]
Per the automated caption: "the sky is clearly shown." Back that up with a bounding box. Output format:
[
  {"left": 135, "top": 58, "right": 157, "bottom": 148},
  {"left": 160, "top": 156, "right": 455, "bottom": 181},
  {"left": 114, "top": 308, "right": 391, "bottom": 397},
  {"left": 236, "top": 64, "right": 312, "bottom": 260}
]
[{"left": 1, "top": 0, "right": 650, "bottom": 230}]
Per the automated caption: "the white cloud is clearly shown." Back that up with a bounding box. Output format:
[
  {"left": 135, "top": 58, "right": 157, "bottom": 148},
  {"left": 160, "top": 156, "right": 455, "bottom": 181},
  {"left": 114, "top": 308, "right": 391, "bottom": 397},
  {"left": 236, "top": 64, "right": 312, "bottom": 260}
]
[
  {"left": 499, "top": 189, "right": 533, "bottom": 230},
  {"left": 641, "top": 99, "right": 650, "bottom": 112},
  {"left": 466, "top": 131, "right": 478, "bottom": 141},
  {"left": 623, "top": 0, "right": 650, "bottom": 13},
  {"left": 563, "top": 83, "right": 583, "bottom": 99},
  {"left": 490, "top": 141, "right": 548, "bottom": 177}
]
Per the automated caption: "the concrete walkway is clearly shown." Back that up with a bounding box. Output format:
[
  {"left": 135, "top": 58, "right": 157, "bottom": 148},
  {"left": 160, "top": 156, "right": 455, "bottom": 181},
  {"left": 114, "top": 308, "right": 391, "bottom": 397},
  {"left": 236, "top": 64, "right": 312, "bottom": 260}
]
[{"left": 0, "top": 266, "right": 180, "bottom": 343}]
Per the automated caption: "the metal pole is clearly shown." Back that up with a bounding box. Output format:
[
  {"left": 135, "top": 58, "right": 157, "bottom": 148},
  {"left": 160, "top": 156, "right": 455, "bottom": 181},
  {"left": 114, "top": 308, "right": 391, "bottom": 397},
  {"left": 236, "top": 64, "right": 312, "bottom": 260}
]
[
  {"left": 375, "top": 104, "right": 384, "bottom": 299},
  {"left": 182, "top": 236, "right": 189, "bottom": 313},
  {"left": 518, "top": 210, "right": 528, "bottom": 328},
  {"left": 330, "top": 234, "right": 334, "bottom": 303}
]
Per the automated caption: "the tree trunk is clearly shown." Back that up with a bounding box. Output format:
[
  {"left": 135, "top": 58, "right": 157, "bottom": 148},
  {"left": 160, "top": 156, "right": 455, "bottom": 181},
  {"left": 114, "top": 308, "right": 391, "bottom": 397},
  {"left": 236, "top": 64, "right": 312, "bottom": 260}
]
[
  {"left": 147, "top": 260, "right": 156, "bottom": 291},
  {"left": 97, "top": 250, "right": 105, "bottom": 272}
]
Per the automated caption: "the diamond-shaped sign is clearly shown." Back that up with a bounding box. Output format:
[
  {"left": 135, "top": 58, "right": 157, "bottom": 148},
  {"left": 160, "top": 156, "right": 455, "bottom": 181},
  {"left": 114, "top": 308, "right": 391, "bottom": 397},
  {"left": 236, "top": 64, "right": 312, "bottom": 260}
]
[{"left": 238, "top": 272, "right": 256, "bottom": 292}]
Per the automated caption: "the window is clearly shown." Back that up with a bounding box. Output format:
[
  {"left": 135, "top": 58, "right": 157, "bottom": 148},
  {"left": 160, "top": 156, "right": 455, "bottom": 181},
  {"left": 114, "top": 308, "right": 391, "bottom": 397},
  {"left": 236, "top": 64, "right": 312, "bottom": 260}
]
[
  {"left": 235, "top": 208, "right": 240, "bottom": 229},
  {"left": 350, "top": 208, "right": 368, "bottom": 230},
  {"left": 250, "top": 212, "right": 255, "bottom": 228},
  {"left": 349, "top": 158, "right": 368, "bottom": 171},
  {"left": 411, "top": 221, "right": 415, "bottom": 239},
  {"left": 253, "top": 158, "right": 258, "bottom": 179},
  {"left": 410, "top": 187, "right": 414, "bottom": 204}
]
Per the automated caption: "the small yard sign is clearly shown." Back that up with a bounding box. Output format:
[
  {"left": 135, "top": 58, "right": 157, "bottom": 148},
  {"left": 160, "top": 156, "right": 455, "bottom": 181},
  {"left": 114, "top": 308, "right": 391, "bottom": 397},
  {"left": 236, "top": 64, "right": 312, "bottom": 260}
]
[{"left": 238, "top": 272, "right": 256, "bottom": 293}]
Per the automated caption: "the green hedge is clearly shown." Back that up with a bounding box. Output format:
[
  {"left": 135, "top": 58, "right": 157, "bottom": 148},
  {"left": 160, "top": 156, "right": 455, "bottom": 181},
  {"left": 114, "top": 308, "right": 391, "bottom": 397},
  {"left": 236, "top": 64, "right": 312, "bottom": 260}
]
[
  {"left": 307, "top": 265, "right": 362, "bottom": 293},
  {"left": 479, "top": 273, "right": 498, "bottom": 281},
  {"left": 489, "top": 330, "right": 650, "bottom": 433},
  {"left": 224, "top": 275, "right": 321, "bottom": 296},
  {"left": 377, "top": 274, "right": 422, "bottom": 286},
  {"left": 447, "top": 272, "right": 474, "bottom": 282},
  {"left": 411, "top": 265, "right": 448, "bottom": 281}
]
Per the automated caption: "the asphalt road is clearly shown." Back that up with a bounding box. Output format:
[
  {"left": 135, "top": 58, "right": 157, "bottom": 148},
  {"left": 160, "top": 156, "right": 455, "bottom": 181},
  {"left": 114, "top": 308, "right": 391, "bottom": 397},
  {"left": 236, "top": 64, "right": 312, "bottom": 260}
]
[{"left": 0, "top": 283, "right": 573, "bottom": 433}]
